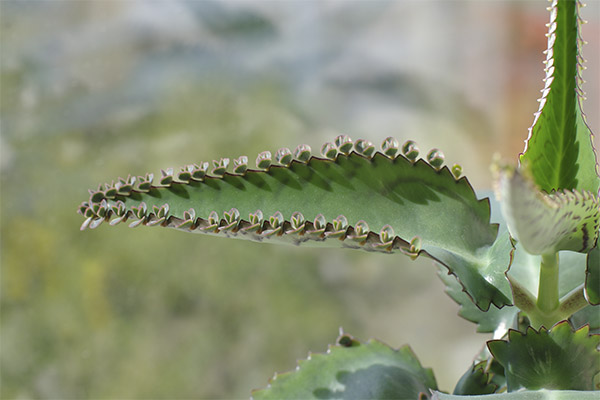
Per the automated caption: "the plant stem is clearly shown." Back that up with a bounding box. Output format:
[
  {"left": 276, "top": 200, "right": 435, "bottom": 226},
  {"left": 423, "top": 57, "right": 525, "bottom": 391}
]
[{"left": 537, "top": 253, "right": 560, "bottom": 313}]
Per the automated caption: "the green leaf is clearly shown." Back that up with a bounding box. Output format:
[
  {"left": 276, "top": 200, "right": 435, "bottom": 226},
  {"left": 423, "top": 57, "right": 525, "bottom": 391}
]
[
  {"left": 570, "top": 304, "right": 600, "bottom": 334},
  {"left": 79, "top": 139, "right": 513, "bottom": 310},
  {"left": 251, "top": 333, "right": 437, "bottom": 400},
  {"left": 497, "top": 166, "right": 599, "bottom": 255},
  {"left": 437, "top": 265, "right": 517, "bottom": 335},
  {"left": 585, "top": 245, "right": 600, "bottom": 305},
  {"left": 432, "top": 389, "right": 600, "bottom": 400},
  {"left": 487, "top": 322, "right": 600, "bottom": 391},
  {"left": 452, "top": 361, "right": 499, "bottom": 395},
  {"left": 519, "top": 0, "right": 600, "bottom": 195}
]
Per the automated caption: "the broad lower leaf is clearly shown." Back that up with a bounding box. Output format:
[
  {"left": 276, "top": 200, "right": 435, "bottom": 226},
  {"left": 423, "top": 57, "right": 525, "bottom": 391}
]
[
  {"left": 437, "top": 265, "right": 517, "bottom": 335},
  {"left": 79, "top": 137, "right": 513, "bottom": 310},
  {"left": 520, "top": 0, "right": 600, "bottom": 195},
  {"left": 251, "top": 333, "right": 437, "bottom": 400},
  {"left": 497, "top": 166, "right": 599, "bottom": 255},
  {"left": 585, "top": 245, "right": 600, "bottom": 305},
  {"left": 487, "top": 322, "right": 600, "bottom": 391},
  {"left": 433, "top": 389, "right": 600, "bottom": 400}
]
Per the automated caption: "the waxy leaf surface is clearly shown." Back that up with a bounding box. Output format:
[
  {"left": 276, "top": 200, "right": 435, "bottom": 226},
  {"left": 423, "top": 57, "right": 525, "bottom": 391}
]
[
  {"left": 487, "top": 322, "right": 600, "bottom": 391},
  {"left": 80, "top": 145, "right": 513, "bottom": 310},
  {"left": 251, "top": 334, "right": 437, "bottom": 400}
]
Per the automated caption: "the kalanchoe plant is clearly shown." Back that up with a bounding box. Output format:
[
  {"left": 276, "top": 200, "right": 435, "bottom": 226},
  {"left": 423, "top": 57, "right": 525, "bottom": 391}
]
[{"left": 78, "top": 0, "right": 599, "bottom": 398}]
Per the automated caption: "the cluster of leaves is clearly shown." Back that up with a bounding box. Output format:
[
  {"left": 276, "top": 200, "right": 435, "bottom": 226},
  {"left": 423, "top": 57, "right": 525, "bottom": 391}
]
[{"left": 78, "top": 0, "right": 599, "bottom": 398}]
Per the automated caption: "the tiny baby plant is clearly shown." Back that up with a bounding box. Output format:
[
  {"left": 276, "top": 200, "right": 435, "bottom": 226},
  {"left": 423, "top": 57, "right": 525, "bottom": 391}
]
[{"left": 79, "top": 1, "right": 599, "bottom": 398}]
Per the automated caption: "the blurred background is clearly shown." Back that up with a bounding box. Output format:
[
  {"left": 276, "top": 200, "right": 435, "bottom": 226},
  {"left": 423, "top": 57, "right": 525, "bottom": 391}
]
[{"left": 1, "top": 1, "right": 598, "bottom": 398}]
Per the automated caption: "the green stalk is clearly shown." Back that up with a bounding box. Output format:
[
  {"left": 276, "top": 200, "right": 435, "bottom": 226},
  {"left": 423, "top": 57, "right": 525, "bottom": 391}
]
[{"left": 537, "top": 252, "right": 560, "bottom": 314}]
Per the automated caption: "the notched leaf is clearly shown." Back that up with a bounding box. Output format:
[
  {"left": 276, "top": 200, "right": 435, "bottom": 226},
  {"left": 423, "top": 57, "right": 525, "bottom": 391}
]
[
  {"left": 487, "top": 321, "right": 600, "bottom": 391},
  {"left": 251, "top": 333, "right": 437, "bottom": 400},
  {"left": 496, "top": 165, "right": 599, "bottom": 255}
]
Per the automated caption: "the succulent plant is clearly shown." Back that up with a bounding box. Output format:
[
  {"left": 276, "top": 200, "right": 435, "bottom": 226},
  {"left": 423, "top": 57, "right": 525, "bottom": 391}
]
[{"left": 79, "top": 0, "right": 599, "bottom": 398}]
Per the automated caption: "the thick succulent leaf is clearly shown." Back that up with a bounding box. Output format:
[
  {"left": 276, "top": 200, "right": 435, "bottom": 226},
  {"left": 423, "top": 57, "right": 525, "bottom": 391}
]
[
  {"left": 497, "top": 166, "right": 599, "bottom": 255},
  {"left": 251, "top": 334, "right": 437, "bottom": 400},
  {"left": 487, "top": 322, "right": 600, "bottom": 391},
  {"left": 585, "top": 245, "right": 600, "bottom": 305},
  {"left": 520, "top": 0, "right": 600, "bottom": 195},
  {"left": 452, "top": 361, "right": 499, "bottom": 396},
  {"left": 79, "top": 138, "right": 513, "bottom": 310},
  {"left": 433, "top": 390, "right": 600, "bottom": 400},
  {"left": 437, "top": 265, "right": 517, "bottom": 336}
]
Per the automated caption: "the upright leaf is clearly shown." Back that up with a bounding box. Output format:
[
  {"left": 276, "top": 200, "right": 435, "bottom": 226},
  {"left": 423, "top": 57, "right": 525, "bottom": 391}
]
[
  {"left": 79, "top": 138, "right": 513, "bottom": 310},
  {"left": 520, "top": 0, "right": 599, "bottom": 195}
]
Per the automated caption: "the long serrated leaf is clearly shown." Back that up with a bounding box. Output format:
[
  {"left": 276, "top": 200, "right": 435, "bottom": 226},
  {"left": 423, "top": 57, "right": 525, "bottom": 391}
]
[
  {"left": 520, "top": 0, "right": 600, "bottom": 195},
  {"left": 497, "top": 166, "right": 599, "bottom": 255},
  {"left": 433, "top": 389, "right": 600, "bottom": 400},
  {"left": 251, "top": 334, "right": 437, "bottom": 400},
  {"left": 487, "top": 322, "right": 600, "bottom": 391},
  {"left": 79, "top": 141, "right": 513, "bottom": 310}
]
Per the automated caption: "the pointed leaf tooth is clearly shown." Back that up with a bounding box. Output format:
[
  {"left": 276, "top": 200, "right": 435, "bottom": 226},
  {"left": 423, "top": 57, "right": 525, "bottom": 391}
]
[
  {"left": 326, "top": 214, "right": 349, "bottom": 238},
  {"left": 80, "top": 216, "right": 93, "bottom": 230},
  {"left": 332, "top": 215, "right": 348, "bottom": 232},
  {"left": 208, "top": 211, "right": 220, "bottom": 226},
  {"left": 256, "top": 151, "right": 272, "bottom": 170},
  {"left": 401, "top": 236, "right": 422, "bottom": 260},
  {"left": 294, "top": 144, "right": 312, "bottom": 163},
  {"left": 211, "top": 158, "right": 229, "bottom": 176},
  {"left": 372, "top": 225, "right": 395, "bottom": 250},
  {"left": 128, "top": 218, "right": 145, "bottom": 228},
  {"left": 89, "top": 217, "right": 104, "bottom": 229},
  {"left": 334, "top": 135, "right": 353, "bottom": 155},
  {"left": 313, "top": 214, "right": 326, "bottom": 231},
  {"left": 269, "top": 211, "right": 284, "bottom": 229},
  {"left": 177, "top": 168, "right": 192, "bottom": 183},
  {"left": 224, "top": 208, "right": 240, "bottom": 225},
  {"left": 351, "top": 220, "right": 369, "bottom": 240},
  {"left": 402, "top": 140, "right": 420, "bottom": 162},
  {"left": 287, "top": 211, "right": 305, "bottom": 233},
  {"left": 90, "top": 190, "right": 105, "bottom": 204},
  {"left": 160, "top": 168, "right": 174, "bottom": 186},
  {"left": 321, "top": 142, "right": 337, "bottom": 159},
  {"left": 410, "top": 236, "right": 422, "bottom": 253},
  {"left": 381, "top": 137, "right": 399, "bottom": 158},
  {"left": 191, "top": 162, "right": 208, "bottom": 181},
  {"left": 275, "top": 148, "right": 293, "bottom": 166},
  {"left": 77, "top": 203, "right": 89, "bottom": 215},
  {"left": 233, "top": 156, "right": 248, "bottom": 174},
  {"left": 426, "top": 149, "right": 444, "bottom": 170},
  {"left": 451, "top": 164, "right": 463, "bottom": 179},
  {"left": 104, "top": 185, "right": 118, "bottom": 199},
  {"left": 249, "top": 210, "right": 264, "bottom": 226},
  {"left": 183, "top": 208, "right": 196, "bottom": 222},
  {"left": 354, "top": 139, "right": 375, "bottom": 158}
]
